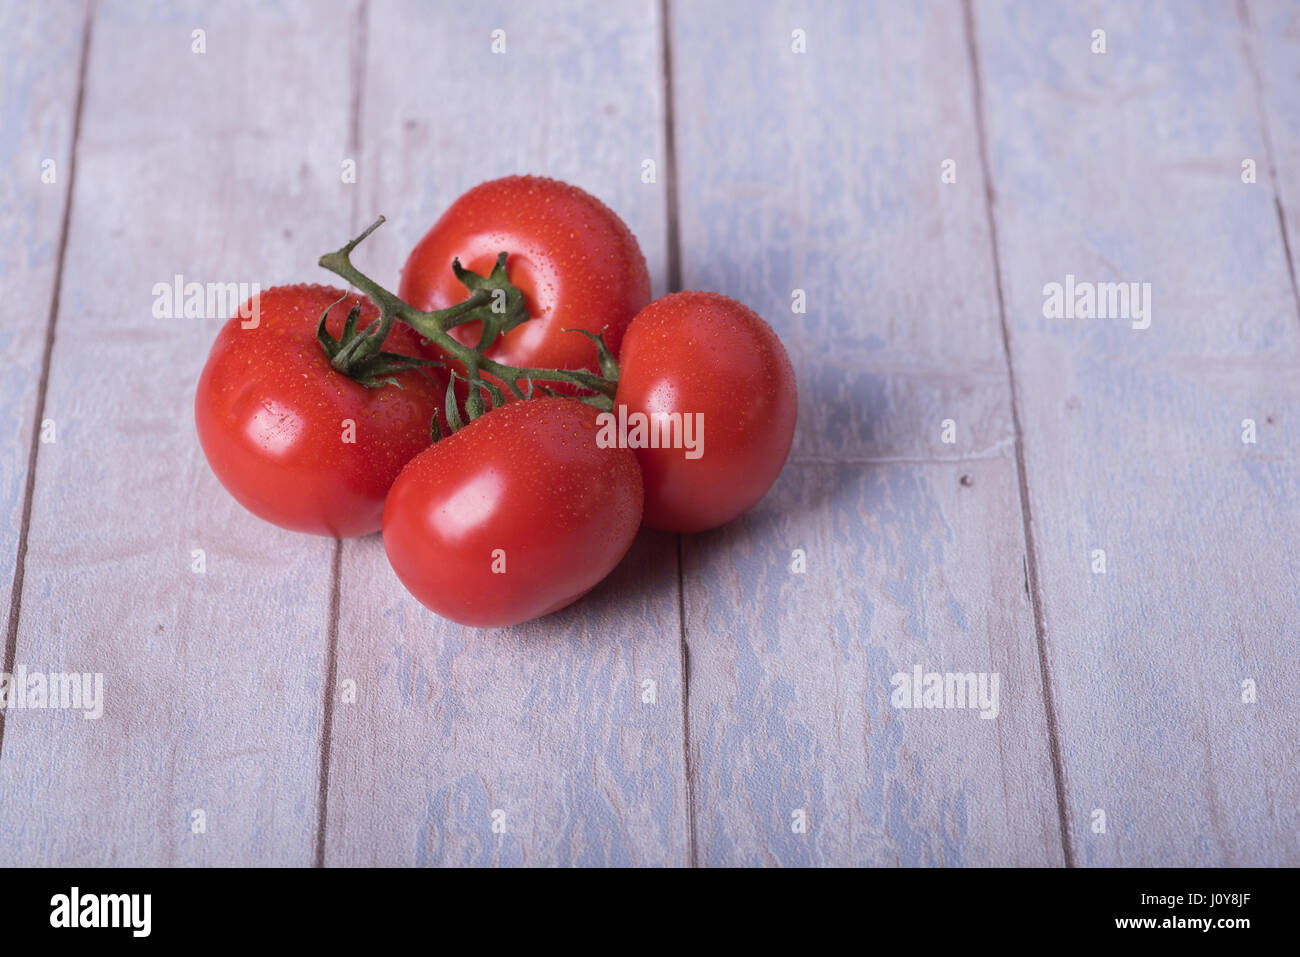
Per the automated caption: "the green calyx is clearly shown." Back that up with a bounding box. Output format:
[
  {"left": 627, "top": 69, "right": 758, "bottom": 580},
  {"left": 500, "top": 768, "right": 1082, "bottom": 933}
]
[
  {"left": 315, "top": 296, "right": 444, "bottom": 389},
  {"left": 448, "top": 253, "right": 530, "bottom": 350},
  {"left": 317, "top": 217, "right": 620, "bottom": 437}
]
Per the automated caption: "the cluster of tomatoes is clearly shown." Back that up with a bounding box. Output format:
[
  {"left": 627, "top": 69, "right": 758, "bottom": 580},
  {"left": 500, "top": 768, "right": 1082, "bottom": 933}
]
[{"left": 195, "top": 177, "right": 797, "bottom": 627}]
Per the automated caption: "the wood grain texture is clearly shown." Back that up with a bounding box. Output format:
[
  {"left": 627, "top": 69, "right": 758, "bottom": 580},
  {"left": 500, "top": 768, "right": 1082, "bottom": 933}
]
[
  {"left": 320, "top": 0, "right": 690, "bottom": 866},
  {"left": 671, "top": 0, "right": 1064, "bottom": 865},
  {"left": 0, "top": 0, "right": 87, "bottom": 653},
  {"left": 972, "top": 0, "right": 1300, "bottom": 865},
  {"left": 1246, "top": 0, "right": 1300, "bottom": 311},
  {"left": 0, "top": 0, "right": 359, "bottom": 865},
  {"left": 0, "top": 0, "right": 1295, "bottom": 869}
]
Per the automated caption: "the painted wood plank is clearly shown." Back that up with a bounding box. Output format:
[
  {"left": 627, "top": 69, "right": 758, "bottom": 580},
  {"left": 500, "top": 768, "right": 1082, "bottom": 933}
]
[
  {"left": 1246, "top": 0, "right": 1300, "bottom": 307},
  {"left": 0, "top": 0, "right": 359, "bottom": 865},
  {"left": 0, "top": 1, "right": 87, "bottom": 654},
  {"left": 671, "top": 0, "right": 1064, "bottom": 865},
  {"left": 321, "top": 0, "right": 689, "bottom": 866},
  {"left": 972, "top": 0, "right": 1300, "bottom": 865}
]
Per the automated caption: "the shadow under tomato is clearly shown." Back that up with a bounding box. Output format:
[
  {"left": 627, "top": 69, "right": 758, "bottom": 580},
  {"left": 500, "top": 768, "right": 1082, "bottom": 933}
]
[{"left": 481, "top": 525, "right": 681, "bottom": 647}]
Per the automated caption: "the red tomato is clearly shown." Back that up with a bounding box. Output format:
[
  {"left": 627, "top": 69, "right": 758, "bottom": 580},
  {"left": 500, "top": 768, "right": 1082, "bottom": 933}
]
[
  {"left": 195, "top": 284, "right": 448, "bottom": 538},
  {"left": 398, "top": 176, "right": 650, "bottom": 386},
  {"left": 613, "top": 292, "right": 797, "bottom": 532},
  {"left": 382, "top": 398, "right": 643, "bottom": 627}
]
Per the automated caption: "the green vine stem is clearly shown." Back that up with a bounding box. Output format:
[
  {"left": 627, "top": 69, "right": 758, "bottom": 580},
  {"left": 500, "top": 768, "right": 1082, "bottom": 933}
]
[{"left": 317, "top": 217, "right": 619, "bottom": 418}]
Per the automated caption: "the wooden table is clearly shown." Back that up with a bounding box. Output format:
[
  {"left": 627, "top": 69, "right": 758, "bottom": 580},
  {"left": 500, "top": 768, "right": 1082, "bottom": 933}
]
[{"left": 1, "top": 0, "right": 1296, "bottom": 867}]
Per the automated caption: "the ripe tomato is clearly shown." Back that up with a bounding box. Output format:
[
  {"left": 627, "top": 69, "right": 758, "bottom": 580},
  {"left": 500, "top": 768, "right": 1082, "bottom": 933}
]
[
  {"left": 614, "top": 292, "right": 797, "bottom": 532},
  {"left": 398, "top": 176, "right": 650, "bottom": 385},
  {"left": 195, "top": 284, "right": 448, "bottom": 538},
  {"left": 382, "top": 398, "right": 643, "bottom": 627}
]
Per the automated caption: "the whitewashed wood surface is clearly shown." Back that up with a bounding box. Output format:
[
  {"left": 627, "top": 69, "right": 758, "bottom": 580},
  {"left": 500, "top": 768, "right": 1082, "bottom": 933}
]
[{"left": 0, "top": 0, "right": 1295, "bottom": 867}]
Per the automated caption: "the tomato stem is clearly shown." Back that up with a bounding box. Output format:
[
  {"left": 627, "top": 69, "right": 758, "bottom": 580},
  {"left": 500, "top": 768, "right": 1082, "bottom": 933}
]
[
  {"left": 313, "top": 291, "right": 446, "bottom": 389},
  {"left": 317, "top": 218, "right": 620, "bottom": 423}
]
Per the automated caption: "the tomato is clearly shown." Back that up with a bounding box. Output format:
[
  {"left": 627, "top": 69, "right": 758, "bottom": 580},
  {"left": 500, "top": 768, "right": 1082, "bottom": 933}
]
[
  {"left": 382, "top": 398, "right": 643, "bottom": 627},
  {"left": 195, "top": 284, "right": 448, "bottom": 538},
  {"left": 613, "top": 292, "right": 797, "bottom": 533},
  {"left": 398, "top": 176, "right": 650, "bottom": 387}
]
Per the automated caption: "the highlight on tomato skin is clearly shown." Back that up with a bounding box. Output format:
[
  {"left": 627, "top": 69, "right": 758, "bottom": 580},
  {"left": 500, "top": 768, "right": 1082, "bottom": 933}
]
[
  {"left": 398, "top": 175, "right": 651, "bottom": 390},
  {"left": 194, "top": 284, "right": 448, "bottom": 538},
  {"left": 381, "top": 397, "right": 645, "bottom": 628},
  {"left": 613, "top": 291, "right": 798, "bottom": 533}
]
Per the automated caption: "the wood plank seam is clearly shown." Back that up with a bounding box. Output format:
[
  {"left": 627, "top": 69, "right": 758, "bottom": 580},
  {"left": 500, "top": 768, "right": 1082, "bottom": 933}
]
[
  {"left": 961, "top": 0, "right": 1074, "bottom": 868},
  {"left": 1236, "top": 0, "right": 1300, "bottom": 334},
  {"left": 675, "top": 534, "right": 696, "bottom": 867},
  {"left": 0, "top": 0, "right": 93, "bottom": 775},
  {"left": 660, "top": 0, "right": 697, "bottom": 869},
  {"left": 315, "top": 539, "right": 344, "bottom": 867},
  {"left": 315, "top": 0, "right": 372, "bottom": 869},
  {"left": 659, "top": 0, "right": 682, "bottom": 294}
]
